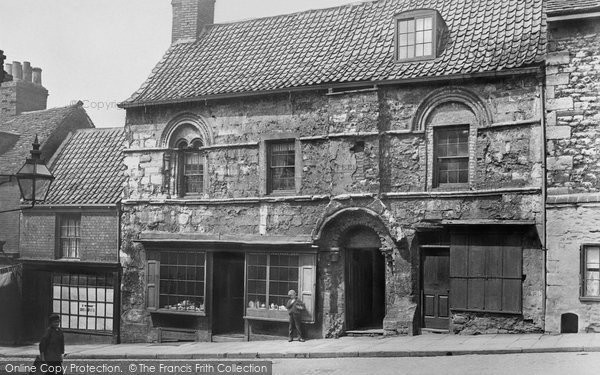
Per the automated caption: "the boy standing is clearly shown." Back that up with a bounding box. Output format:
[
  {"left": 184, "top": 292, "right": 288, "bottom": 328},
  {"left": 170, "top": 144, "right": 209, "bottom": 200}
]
[
  {"left": 39, "top": 314, "right": 64, "bottom": 375},
  {"left": 286, "top": 290, "right": 305, "bottom": 342}
]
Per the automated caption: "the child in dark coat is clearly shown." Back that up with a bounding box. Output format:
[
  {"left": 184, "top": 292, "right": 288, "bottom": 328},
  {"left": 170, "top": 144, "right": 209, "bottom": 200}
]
[
  {"left": 39, "top": 314, "right": 64, "bottom": 375},
  {"left": 285, "top": 290, "right": 305, "bottom": 342}
]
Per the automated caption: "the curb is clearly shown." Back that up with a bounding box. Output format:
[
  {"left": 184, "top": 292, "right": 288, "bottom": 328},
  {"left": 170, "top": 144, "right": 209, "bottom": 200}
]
[{"left": 2, "top": 346, "right": 600, "bottom": 360}]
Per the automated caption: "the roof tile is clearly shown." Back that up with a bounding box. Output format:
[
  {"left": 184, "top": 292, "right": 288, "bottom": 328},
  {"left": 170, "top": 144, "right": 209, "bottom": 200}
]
[
  {"left": 121, "top": 0, "right": 545, "bottom": 107},
  {"left": 42, "top": 128, "right": 126, "bottom": 205}
]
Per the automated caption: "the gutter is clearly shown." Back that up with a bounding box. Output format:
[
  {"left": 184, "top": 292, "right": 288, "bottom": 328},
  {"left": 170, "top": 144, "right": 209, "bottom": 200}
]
[{"left": 118, "top": 66, "right": 543, "bottom": 109}]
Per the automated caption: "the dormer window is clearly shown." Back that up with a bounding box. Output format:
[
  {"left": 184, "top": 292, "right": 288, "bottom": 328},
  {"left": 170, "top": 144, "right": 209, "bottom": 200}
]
[{"left": 395, "top": 10, "right": 447, "bottom": 62}]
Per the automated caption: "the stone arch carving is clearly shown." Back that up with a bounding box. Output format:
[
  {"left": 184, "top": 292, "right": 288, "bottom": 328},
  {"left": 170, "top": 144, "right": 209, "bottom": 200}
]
[
  {"left": 313, "top": 201, "right": 403, "bottom": 256},
  {"left": 161, "top": 112, "right": 214, "bottom": 148},
  {"left": 412, "top": 87, "right": 493, "bottom": 132}
]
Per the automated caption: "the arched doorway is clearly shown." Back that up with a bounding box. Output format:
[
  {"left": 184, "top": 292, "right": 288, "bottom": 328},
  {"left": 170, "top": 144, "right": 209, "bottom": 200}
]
[{"left": 343, "top": 227, "right": 385, "bottom": 331}]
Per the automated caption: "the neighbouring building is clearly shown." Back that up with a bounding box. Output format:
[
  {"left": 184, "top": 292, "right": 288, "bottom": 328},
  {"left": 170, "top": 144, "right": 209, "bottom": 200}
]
[
  {"left": 19, "top": 127, "right": 126, "bottom": 344},
  {"left": 544, "top": 0, "right": 600, "bottom": 333},
  {"left": 0, "top": 57, "right": 94, "bottom": 344},
  {"left": 117, "top": 0, "right": 547, "bottom": 342}
]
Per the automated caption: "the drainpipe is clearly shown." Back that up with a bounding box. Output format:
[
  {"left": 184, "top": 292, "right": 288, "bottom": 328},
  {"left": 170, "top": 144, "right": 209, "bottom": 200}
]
[{"left": 538, "top": 70, "right": 548, "bottom": 323}]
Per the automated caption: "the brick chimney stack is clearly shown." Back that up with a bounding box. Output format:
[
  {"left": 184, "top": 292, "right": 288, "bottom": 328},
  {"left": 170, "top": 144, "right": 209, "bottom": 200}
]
[
  {"left": 171, "top": 0, "right": 216, "bottom": 43},
  {"left": 0, "top": 59, "right": 48, "bottom": 119}
]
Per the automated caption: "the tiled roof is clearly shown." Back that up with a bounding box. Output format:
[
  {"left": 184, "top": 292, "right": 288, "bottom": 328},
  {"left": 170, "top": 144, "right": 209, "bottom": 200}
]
[
  {"left": 121, "top": 0, "right": 545, "bottom": 107},
  {"left": 43, "top": 128, "right": 126, "bottom": 205},
  {"left": 547, "top": 0, "right": 600, "bottom": 15},
  {"left": 0, "top": 102, "right": 93, "bottom": 174}
]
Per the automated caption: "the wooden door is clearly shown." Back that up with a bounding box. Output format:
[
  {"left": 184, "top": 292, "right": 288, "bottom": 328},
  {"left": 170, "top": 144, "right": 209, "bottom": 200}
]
[
  {"left": 212, "top": 252, "right": 245, "bottom": 334},
  {"left": 345, "top": 248, "right": 385, "bottom": 330},
  {"left": 421, "top": 248, "right": 450, "bottom": 331}
]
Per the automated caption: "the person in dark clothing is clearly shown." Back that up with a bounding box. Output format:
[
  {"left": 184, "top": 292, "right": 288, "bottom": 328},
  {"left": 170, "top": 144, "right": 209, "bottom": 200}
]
[
  {"left": 286, "top": 289, "right": 305, "bottom": 342},
  {"left": 39, "top": 314, "right": 64, "bottom": 375}
]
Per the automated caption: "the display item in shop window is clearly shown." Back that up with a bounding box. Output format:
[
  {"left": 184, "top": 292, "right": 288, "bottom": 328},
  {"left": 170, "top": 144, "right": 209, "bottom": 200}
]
[{"left": 164, "top": 300, "right": 204, "bottom": 312}]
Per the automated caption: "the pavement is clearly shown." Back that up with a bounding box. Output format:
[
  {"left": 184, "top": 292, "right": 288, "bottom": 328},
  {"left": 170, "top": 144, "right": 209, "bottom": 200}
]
[{"left": 1, "top": 333, "right": 600, "bottom": 360}]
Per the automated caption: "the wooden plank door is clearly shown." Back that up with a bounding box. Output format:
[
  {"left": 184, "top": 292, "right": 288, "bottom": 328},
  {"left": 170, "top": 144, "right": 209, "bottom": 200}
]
[
  {"left": 212, "top": 252, "right": 245, "bottom": 334},
  {"left": 422, "top": 248, "right": 450, "bottom": 331}
]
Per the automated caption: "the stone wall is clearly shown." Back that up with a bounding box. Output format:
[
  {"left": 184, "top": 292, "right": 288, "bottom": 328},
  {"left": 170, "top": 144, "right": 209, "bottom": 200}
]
[
  {"left": 545, "top": 16, "right": 600, "bottom": 334},
  {"left": 546, "top": 203, "right": 600, "bottom": 333},
  {"left": 121, "top": 74, "right": 545, "bottom": 341},
  {"left": 546, "top": 18, "right": 600, "bottom": 194}
]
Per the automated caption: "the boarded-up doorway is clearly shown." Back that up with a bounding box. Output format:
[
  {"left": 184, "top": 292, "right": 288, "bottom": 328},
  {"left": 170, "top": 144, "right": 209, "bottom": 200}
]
[{"left": 344, "top": 227, "right": 385, "bottom": 330}]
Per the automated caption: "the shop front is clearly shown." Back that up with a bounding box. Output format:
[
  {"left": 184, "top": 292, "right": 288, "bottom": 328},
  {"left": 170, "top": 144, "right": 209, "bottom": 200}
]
[{"left": 141, "top": 238, "right": 316, "bottom": 342}]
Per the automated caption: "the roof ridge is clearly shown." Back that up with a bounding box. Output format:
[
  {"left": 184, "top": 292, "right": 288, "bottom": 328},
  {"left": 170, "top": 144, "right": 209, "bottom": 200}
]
[{"left": 207, "top": 0, "right": 379, "bottom": 28}]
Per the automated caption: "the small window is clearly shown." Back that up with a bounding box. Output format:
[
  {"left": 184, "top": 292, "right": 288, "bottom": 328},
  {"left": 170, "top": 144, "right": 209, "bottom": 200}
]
[
  {"left": 395, "top": 9, "right": 446, "bottom": 62},
  {"left": 147, "top": 251, "right": 206, "bottom": 313},
  {"left": 267, "top": 140, "right": 295, "bottom": 193},
  {"left": 434, "top": 126, "right": 469, "bottom": 187},
  {"left": 582, "top": 245, "right": 600, "bottom": 299},
  {"left": 177, "top": 139, "right": 204, "bottom": 196},
  {"left": 52, "top": 273, "right": 115, "bottom": 331},
  {"left": 58, "top": 214, "right": 81, "bottom": 258}
]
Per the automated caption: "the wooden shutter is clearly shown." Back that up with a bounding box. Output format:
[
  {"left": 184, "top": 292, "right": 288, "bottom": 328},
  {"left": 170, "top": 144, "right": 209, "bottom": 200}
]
[
  {"left": 450, "top": 232, "right": 468, "bottom": 309},
  {"left": 147, "top": 260, "right": 159, "bottom": 310},
  {"left": 450, "top": 229, "right": 523, "bottom": 313},
  {"left": 162, "top": 151, "right": 172, "bottom": 195},
  {"left": 299, "top": 254, "right": 316, "bottom": 323}
]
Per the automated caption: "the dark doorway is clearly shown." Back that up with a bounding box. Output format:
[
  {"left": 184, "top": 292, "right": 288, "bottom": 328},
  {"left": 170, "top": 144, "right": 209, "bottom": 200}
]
[
  {"left": 345, "top": 246, "right": 386, "bottom": 330},
  {"left": 212, "top": 252, "right": 245, "bottom": 334},
  {"left": 561, "top": 313, "right": 578, "bottom": 333},
  {"left": 421, "top": 247, "right": 450, "bottom": 331}
]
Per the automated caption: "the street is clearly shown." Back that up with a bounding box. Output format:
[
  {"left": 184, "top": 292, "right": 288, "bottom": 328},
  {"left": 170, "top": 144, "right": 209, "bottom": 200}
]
[{"left": 273, "top": 352, "right": 600, "bottom": 375}]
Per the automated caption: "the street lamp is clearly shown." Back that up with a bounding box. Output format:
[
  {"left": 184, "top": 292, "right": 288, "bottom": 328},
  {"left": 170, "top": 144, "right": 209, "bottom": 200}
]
[{"left": 0, "top": 135, "right": 55, "bottom": 213}]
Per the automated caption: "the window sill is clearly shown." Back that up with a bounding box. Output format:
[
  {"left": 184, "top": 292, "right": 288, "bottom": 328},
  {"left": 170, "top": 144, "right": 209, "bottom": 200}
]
[
  {"left": 579, "top": 297, "right": 600, "bottom": 303},
  {"left": 267, "top": 190, "right": 296, "bottom": 197},
  {"left": 61, "top": 328, "right": 114, "bottom": 335},
  {"left": 450, "top": 308, "right": 522, "bottom": 315},
  {"left": 432, "top": 184, "right": 470, "bottom": 192},
  {"left": 57, "top": 258, "right": 81, "bottom": 261},
  {"left": 150, "top": 308, "right": 206, "bottom": 317}
]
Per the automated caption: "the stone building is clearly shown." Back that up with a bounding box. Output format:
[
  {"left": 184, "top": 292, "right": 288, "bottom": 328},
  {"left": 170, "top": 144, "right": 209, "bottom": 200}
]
[
  {"left": 19, "top": 127, "right": 126, "bottom": 343},
  {"left": 118, "top": 0, "right": 547, "bottom": 342},
  {"left": 545, "top": 0, "right": 600, "bottom": 333}
]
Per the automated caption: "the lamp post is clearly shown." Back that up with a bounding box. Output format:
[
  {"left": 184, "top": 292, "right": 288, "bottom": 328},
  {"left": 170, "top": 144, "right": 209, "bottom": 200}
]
[{"left": 0, "top": 135, "right": 55, "bottom": 213}]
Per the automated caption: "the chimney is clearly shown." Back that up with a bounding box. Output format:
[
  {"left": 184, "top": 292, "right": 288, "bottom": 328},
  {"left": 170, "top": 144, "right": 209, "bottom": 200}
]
[
  {"left": 32, "top": 67, "right": 42, "bottom": 85},
  {"left": 0, "top": 60, "right": 48, "bottom": 118},
  {"left": 11, "top": 61, "right": 22, "bottom": 80},
  {"left": 22, "top": 61, "right": 32, "bottom": 82},
  {"left": 171, "top": 0, "right": 215, "bottom": 43}
]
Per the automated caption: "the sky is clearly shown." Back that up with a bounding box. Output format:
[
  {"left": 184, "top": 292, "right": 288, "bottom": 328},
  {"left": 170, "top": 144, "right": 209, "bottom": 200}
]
[{"left": 0, "top": 0, "right": 359, "bottom": 128}]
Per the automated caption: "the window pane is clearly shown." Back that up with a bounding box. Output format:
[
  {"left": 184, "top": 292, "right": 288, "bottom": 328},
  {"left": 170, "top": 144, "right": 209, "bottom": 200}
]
[
  {"left": 423, "top": 16, "right": 433, "bottom": 30},
  {"left": 415, "top": 44, "right": 424, "bottom": 57},
  {"left": 423, "top": 43, "right": 433, "bottom": 56},
  {"left": 407, "top": 19, "right": 415, "bottom": 33},
  {"left": 398, "top": 46, "right": 408, "bottom": 59},
  {"left": 269, "top": 141, "right": 295, "bottom": 192},
  {"left": 416, "top": 18, "right": 423, "bottom": 31},
  {"left": 587, "top": 247, "right": 600, "bottom": 268},
  {"left": 416, "top": 31, "right": 424, "bottom": 44},
  {"left": 398, "top": 20, "right": 407, "bottom": 33},
  {"left": 399, "top": 34, "right": 408, "bottom": 46}
]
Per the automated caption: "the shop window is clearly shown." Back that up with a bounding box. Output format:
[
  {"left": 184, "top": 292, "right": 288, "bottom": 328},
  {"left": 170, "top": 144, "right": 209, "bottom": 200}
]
[
  {"left": 147, "top": 251, "right": 206, "bottom": 313},
  {"left": 582, "top": 245, "right": 600, "bottom": 299},
  {"left": 433, "top": 126, "right": 469, "bottom": 187},
  {"left": 245, "top": 253, "right": 316, "bottom": 322},
  {"left": 267, "top": 140, "right": 296, "bottom": 193},
  {"left": 450, "top": 230, "right": 522, "bottom": 314},
  {"left": 58, "top": 214, "right": 81, "bottom": 259},
  {"left": 52, "top": 273, "right": 115, "bottom": 331}
]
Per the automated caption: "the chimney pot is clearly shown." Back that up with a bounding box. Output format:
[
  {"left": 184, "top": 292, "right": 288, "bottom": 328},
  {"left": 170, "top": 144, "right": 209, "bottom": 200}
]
[
  {"left": 32, "top": 67, "right": 42, "bottom": 85},
  {"left": 23, "top": 61, "right": 32, "bottom": 82},
  {"left": 5, "top": 63, "right": 12, "bottom": 76},
  {"left": 12, "top": 61, "right": 22, "bottom": 80}
]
